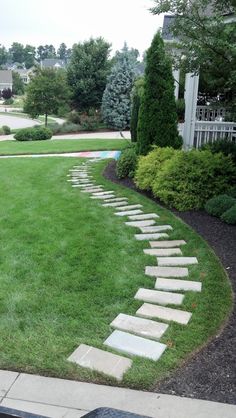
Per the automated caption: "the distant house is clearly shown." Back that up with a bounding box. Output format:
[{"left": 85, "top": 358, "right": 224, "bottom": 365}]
[
  {"left": 14, "top": 68, "right": 33, "bottom": 84},
  {"left": 40, "top": 58, "right": 66, "bottom": 70},
  {"left": 0, "top": 70, "right": 13, "bottom": 93}
]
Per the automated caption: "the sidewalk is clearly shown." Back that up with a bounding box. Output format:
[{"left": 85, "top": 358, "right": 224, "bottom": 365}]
[
  {"left": 0, "top": 132, "right": 131, "bottom": 142},
  {"left": 1, "top": 371, "right": 236, "bottom": 418}
]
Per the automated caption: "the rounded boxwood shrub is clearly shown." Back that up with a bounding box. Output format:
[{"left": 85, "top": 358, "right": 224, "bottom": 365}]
[
  {"left": 14, "top": 127, "right": 52, "bottom": 141},
  {"left": 152, "top": 150, "right": 236, "bottom": 211},
  {"left": 135, "top": 147, "right": 177, "bottom": 190},
  {"left": 2, "top": 125, "right": 11, "bottom": 135},
  {"left": 221, "top": 204, "right": 236, "bottom": 225},
  {"left": 116, "top": 145, "right": 138, "bottom": 179},
  {"left": 205, "top": 194, "right": 236, "bottom": 217},
  {"left": 228, "top": 186, "right": 236, "bottom": 199}
]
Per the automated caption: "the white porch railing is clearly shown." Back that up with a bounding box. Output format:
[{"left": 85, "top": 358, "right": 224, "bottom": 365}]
[
  {"left": 194, "top": 121, "right": 236, "bottom": 148},
  {"left": 196, "top": 106, "right": 226, "bottom": 121}
]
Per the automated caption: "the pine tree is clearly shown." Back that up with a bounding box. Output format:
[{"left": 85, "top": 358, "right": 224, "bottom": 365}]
[
  {"left": 137, "top": 32, "right": 180, "bottom": 155},
  {"left": 102, "top": 44, "right": 136, "bottom": 131},
  {"left": 130, "top": 77, "right": 144, "bottom": 142}
]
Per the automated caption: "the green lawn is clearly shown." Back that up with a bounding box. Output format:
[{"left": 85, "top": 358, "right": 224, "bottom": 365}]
[
  {"left": 0, "top": 139, "right": 128, "bottom": 155},
  {"left": 0, "top": 157, "right": 232, "bottom": 389}
]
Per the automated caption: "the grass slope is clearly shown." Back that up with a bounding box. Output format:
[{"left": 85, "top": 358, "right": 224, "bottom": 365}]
[
  {"left": 0, "top": 139, "right": 128, "bottom": 155},
  {"left": 0, "top": 158, "right": 232, "bottom": 389}
]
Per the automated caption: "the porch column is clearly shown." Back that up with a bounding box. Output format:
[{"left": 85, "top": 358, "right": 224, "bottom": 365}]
[{"left": 182, "top": 72, "right": 199, "bottom": 149}]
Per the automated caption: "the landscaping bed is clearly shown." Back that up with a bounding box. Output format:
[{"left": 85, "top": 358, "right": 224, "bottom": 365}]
[{"left": 104, "top": 159, "right": 236, "bottom": 405}]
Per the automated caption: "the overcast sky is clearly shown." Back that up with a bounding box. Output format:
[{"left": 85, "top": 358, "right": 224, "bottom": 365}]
[{"left": 0, "top": 0, "right": 163, "bottom": 56}]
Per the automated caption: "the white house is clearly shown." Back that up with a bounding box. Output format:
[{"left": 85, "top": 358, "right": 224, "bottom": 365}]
[{"left": 0, "top": 70, "right": 13, "bottom": 93}]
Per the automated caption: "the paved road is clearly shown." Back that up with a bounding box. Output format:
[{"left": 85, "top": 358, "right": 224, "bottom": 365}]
[
  {"left": 0, "top": 131, "right": 131, "bottom": 141},
  {"left": 0, "top": 114, "right": 40, "bottom": 129}
]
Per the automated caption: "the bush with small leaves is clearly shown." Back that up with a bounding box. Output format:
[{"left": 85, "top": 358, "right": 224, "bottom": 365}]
[
  {"left": 135, "top": 147, "right": 177, "bottom": 190},
  {"left": 116, "top": 145, "right": 138, "bottom": 179},
  {"left": 14, "top": 127, "right": 52, "bottom": 141},
  {"left": 205, "top": 194, "right": 236, "bottom": 217},
  {"left": 201, "top": 139, "right": 236, "bottom": 165},
  {"left": 2, "top": 125, "right": 11, "bottom": 135},
  {"left": 221, "top": 204, "right": 236, "bottom": 225}
]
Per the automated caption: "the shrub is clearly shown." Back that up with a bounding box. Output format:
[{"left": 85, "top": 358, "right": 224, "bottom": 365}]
[
  {"left": 205, "top": 194, "right": 236, "bottom": 217},
  {"left": 135, "top": 147, "right": 177, "bottom": 190},
  {"left": 116, "top": 145, "right": 138, "bottom": 179},
  {"left": 201, "top": 139, "right": 236, "bottom": 164},
  {"left": 152, "top": 150, "right": 236, "bottom": 211},
  {"left": 2, "top": 88, "right": 12, "bottom": 100},
  {"left": 3, "top": 98, "right": 14, "bottom": 105},
  {"left": 228, "top": 187, "right": 236, "bottom": 199},
  {"left": 130, "top": 77, "right": 144, "bottom": 142},
  {"left": 221, "top": 204, "right": 236, "bottom": 225},
  {"left": 2, "top": 125, "right": 11, "bottom": 135},
  {"left": 176, "top": 98, "right": 185, "bottom": 122},
  {"left": 14, "top": 127, "right": 52, "bottom": 141}
]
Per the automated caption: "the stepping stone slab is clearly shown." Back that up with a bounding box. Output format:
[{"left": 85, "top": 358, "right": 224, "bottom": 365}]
[
  {"left": 135, "top": 233, "right": 169, "bottom": 241},
  {"left": 68, "top": 344, "right": 132, "bottom": 381},
  {"left": 128, "top": 213, "right": 159, "bottom": 220},
  {"left": 111, "top": 313, "right": 168, "bottom": 340},
  {"left": 136, "top": 303, "right": 192, "bottom": 325},
  {"left": 103, "top": 201, "right": 130, "bottom": 208},
  {"left": 104, "top": 197, "right": 128, "bottom": 203},
  {"left": 82, "top": 188, "right": 104, "bottom": 193},
  {"left": 145, "top": 266, "right": 188, "bottom": 278},
  {"left": 144, "top": 248, "right": 182, "bottom": 256},
  {"left": 76, "top": 184, "right": 94, "bottom": 188},
  {"left": 104, "top": 330, "right": 166, "bottom": 361},
  {"left": 140, "top": 225, "right": 173, "bottom": 233},
  {"left": 115, "top": 210, "right": 143, "bottom": 217},
  {"left": 91, "top": 195, "right": 115, "bottom": 200},
  {"left": 125, "top": 220, "right": 156, "bottom": 227},
  {"left": 134, "top": 288, "right": 184, "bottom": 306},
  {"left": 92, "top": 191, "right": 114, "bottom": 196},
  {"left": 116, "top": 204, "right": 143, "bottom": 211},
  {"left": 155, "top": 278, "right": 202, "bottom": 292},
  {"left": 157, "top": 257, "right": 198, "bottom": 266},
  {"left": 150, "top": 240, "right": 186, "bottom": 248}
]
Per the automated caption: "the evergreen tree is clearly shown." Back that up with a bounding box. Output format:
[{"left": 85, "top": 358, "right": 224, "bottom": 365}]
[
  {"left": 130, "top": 77, "right": 144, "bottom": 142},
  {"left": 102, "top": 44, "right": 136, "bottom": 131},
  {"left": 137, "top": 32, "right": 180, "bottom": 155}
]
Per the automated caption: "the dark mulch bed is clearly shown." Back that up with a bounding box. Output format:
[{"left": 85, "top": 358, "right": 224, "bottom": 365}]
[{"left": 104, "top": 160, "right": 236, "bottom": 405}]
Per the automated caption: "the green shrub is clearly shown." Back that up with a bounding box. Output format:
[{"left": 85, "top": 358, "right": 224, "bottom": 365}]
[
  {"left": 135, "top": 147, "right": 177, "bottom": 190},
  {"left": 228, "top": 186, "right": 236, "bottom": 199},
  {"left": 201, "top": 139, "right": 236, "bottom": 164},
  {"left": 14, "top": 127, "right": 52, "bottom": 141},
  {"left": 176, "top": 98, "right": 185, "bottom": 121},
  {"left": 152, "top": 150, "right": 236, "bottom": 211},
  {"left": 3, "top": 98, "right": 14, "bottom": 105},
  {"left": 116, "top": 145, "right": 138, "bottom": 179},
  {"left": 221, "top": 204, "right": 236, "bottom": 225},
  {"left": 205, "top": 194, "right": 236, "bottom": 217},
  {"left": 2, "top": 125, "right": 11, "bottom": 135}
]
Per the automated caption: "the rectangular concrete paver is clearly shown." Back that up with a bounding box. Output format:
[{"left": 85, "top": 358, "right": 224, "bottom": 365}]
[
  {"left": 134, "top": 288, "right": 184, "bottom": 306},
  {"left": 135, "top": 233, "right": 169, "bottom": 241},
  {"left": 140, "top": 225, "right": 173, "bottom": 233},
  {"left": 5, "top": 372, "right": 236, "bottom": 418},
  {"left": 115, "top": 205, "right": 143, "bottom": 211},
  {"left": 128, "top": 213, "right": 159, "bottom": 220},
  {"left": 146, "top": 266, "right": 189, "bottom": 278},
  {"left": 125, "top": 220, "right": 156, "bottom": 227},
  {"left": 68, "top": 344, "right": 132, "bottom": 381},
  {"left": 111, "top": 313, "right": 168, "bottom": 340},
  {"left": 104, "top": 330, "right": 166, "bottom": 361},
  {"left": 155, "top": 278, "right": 202, "bottom": 292},
  {"left": 0, "top": 370, "right": 19, "bottom": 397},
  {"left": 144, "top": 248, "right": 182, "bottom": 256},
  {"left": 104, "top": 197, "right": 128, "bottom": 203},
  {"left": 92, "top": 191, "right": 114, "bottom": 196},
  {"left": 82, "top": 188, "right": 104, "bottom": 193},
  {"left": 137, "top": 303, "right": 192, "bottom": 325},
  {"left": 115, "top": 210, "right": 143, "bottom": 216},
  {"left": 91, "top": 194, "right": 115, "bottom": 200},
  {"left": 157, "top": 257, "right": 198, "bottom": 266},
  {"left": 103, "top": 201, "right": 130, "bottom": 208},
  {"left": 150, "top": 240, "right": 186, "bottom": 248},
  {"left": 75, "top": 184, "right": 94, "bottom": 188}
]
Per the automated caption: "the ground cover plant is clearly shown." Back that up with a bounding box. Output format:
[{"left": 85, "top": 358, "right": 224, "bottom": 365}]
[
  {"left": 0, "top": 138, "right": 128, "bottom": 155},
  {"left": 0, "top": 157, "right": 232, "bottom": 389}
]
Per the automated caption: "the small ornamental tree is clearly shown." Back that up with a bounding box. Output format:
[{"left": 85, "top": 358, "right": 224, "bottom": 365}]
[
  {"left": 24, "top": 68, "right": 71, "bottom": 126},
  {"left": 2, "top": 88, "right": 12, "bottom": 99},
  {"left": 137, "top": 32, "right": 180, "bottom": 155},
  {"left": 102, "top": 44, "right": 136, "bottom": 131}
]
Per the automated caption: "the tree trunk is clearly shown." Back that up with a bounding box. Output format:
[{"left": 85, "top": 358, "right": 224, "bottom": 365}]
[{"left": 45, "top": 113, "right": 48, "bottom": 127}]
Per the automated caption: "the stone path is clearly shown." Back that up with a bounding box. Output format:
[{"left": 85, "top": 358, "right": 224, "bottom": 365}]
[{"left": 66, "top": 160, "right": 202, "bottom": 382}]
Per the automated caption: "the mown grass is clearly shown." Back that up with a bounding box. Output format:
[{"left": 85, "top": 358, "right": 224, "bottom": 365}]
[
  {"left": 0, "top": 157, "right": 232, "bottom": 389},
  {"left": 0, "top": 139, "right": 128, "bottom": 155}
]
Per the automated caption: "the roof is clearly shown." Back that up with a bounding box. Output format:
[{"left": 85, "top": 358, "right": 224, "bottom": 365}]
[
  {"left": 162, "top": 15, "right": 178, "bottom": 41},
  {"left": 0, "top": 70, "right": 13, "bottom": 84},
  {"left": 41, "top": 58, "right": 66, "bottom": 68}
]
